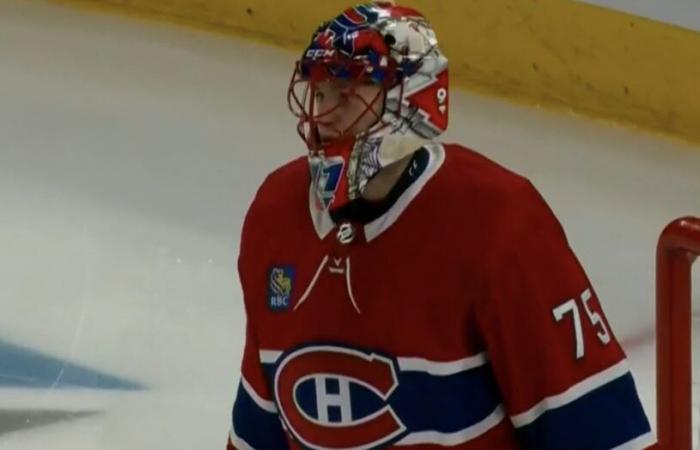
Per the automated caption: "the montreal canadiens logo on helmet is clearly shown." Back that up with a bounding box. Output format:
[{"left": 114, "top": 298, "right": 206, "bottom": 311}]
[
  {"left": 274, "top": 345, "right": 407, "bottom": 449},
  {"left": 308, "top": 5, "right": 381, "bottom": 58}
]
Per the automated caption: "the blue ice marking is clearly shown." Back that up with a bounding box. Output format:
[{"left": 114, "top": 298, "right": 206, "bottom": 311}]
[{"left": 0, "top": 339, "right": 144, "bottom": 390}]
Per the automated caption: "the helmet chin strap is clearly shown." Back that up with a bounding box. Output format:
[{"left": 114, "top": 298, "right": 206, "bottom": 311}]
[{"left": 310, "top": 133, "right": 429, "bottom": 215}]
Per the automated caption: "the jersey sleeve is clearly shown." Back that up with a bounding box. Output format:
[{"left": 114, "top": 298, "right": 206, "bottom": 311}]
[
  {"left": 229, "top": 198, "right": 289, "bottom": 450},
  {"left": 475, "top": 181, "right": 655, "bottom": 450},
  {"left": 228, "top": 321, "right": 288, "bottom": 450}
]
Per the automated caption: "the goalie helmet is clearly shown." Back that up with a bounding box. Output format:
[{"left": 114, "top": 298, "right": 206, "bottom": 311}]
[{"left": 288, "top": 1, "right": 449, "bottom": 213}]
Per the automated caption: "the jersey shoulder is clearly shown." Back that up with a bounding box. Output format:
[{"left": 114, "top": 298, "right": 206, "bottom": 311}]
[
  {"left": 240, "top": 156, "right": 309, "bottom": 250},
  {"left": 440, "top": 143, "right": 530, "bottom": 190},
  {"left": 437, "top": 143, "right": 542, "bottom": 210},
  {"left": 250, "top": 156, "right": 309, "bottom": 213},
  {"left": 435, "top": 143, "right": 566, "bottom": 249}
]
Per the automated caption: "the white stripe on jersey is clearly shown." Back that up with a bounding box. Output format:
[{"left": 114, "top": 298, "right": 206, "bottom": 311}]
[
  {"left": 229, "top": 426, "right": 256, "bottom": 450},
  {"left": 397, "top": 353, "right": 488, "bottom": 375},
  {"left": 241, "top": 375, "right": 278, "bottom": 413},
  {"left": 396, "top": 404, "right": 505, "bottom": 446},
  {"left": 611, "top": 431, "right": 657, "bottom": 450},
  {"left": 258, "top": 350, "right": 283, "bottom": 364},
  {"left": 510, "top": 359, "right": 630, "bottom": 428},
  {"left": 259, "top": 349, "right": 488, "bottom": 376}
]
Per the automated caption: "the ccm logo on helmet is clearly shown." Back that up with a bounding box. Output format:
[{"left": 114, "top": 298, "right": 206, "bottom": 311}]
[
  {"left": 274, "top": 345, "right": 406, "bottom": 450},
  {"left": 305, "top": 49, "right": 337, "bottom": 60}
]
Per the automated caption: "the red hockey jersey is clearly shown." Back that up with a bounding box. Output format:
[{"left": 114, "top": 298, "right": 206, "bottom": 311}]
[{"left": 228, "top": 143, "right": 654, "bottom": 450}]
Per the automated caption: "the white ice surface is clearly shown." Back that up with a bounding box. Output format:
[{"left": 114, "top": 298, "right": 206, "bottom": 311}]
[{"left": 0, "top": 1, "right": 699, "bottom": 449}]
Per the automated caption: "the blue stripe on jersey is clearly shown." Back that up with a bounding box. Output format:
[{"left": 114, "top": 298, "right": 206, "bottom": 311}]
[
  {"left": 260, "top": 361, "right": 503, "bottom": 435},
  {"left": 515, "top": 372, "right": 652, "bottom": 450},
  {"left": 232, "top": 382, "right": 288, "bottom": 449},
  {"left": 392, "top": 365, "right": 502, "bottom": 433}
]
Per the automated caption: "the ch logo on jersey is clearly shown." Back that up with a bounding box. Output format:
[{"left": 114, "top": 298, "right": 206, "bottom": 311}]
[
  {"left": 310, "top": 156, "right": 344, "bottom": 210},
  {"left": 274, "top": 345, "right": 407, "bottom": 450},
  {"left": 268, "top": 266, "right": 295, "bottom": 312}
]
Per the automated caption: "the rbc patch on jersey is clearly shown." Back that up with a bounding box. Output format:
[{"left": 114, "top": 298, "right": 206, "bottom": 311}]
[{"left": 268, "top": 266, "right": 295, "bottom": 312}]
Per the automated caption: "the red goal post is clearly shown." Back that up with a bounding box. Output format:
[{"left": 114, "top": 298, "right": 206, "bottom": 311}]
[{"left": 657, "top": 217, "right": 700, "bottom": 450}]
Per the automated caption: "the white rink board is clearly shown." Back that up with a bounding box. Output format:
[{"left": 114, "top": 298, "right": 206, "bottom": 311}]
[{"left": 578, "top": 0, "right": 700, "bottom": 33}]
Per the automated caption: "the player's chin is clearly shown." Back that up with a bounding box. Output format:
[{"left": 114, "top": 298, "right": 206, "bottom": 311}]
[{"left": 317, "top": 127, "right": 343, "bottom": 143}]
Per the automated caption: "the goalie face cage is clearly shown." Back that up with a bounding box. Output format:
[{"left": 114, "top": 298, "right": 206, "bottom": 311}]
[{"left": 657, "top": 216, "right": 700, "bottom": 450}]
